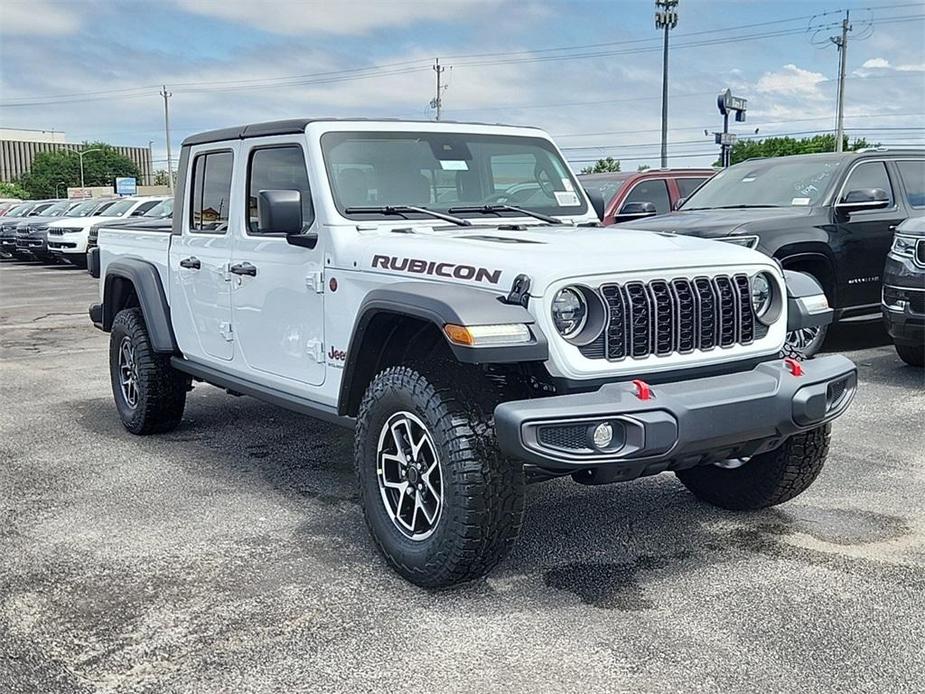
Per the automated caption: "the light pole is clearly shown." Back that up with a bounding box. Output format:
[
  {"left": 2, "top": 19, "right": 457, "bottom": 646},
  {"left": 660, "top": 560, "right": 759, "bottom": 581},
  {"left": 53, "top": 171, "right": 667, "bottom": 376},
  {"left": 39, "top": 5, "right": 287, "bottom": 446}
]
[
  {"left": 655, "top": 0, "right": 679, "bottom": 169},
  {"left": 55, "top": 181, "right": 66, "bottom": 197},
  {"left": 76, "top": 148, "right": 102, "bottom": 189}
]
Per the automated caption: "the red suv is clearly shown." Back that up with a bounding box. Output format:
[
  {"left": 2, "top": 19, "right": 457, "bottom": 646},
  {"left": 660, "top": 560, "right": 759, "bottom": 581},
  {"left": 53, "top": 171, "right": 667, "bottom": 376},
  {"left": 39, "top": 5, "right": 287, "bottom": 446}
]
[{"left": 579, "top": 168, "right": 715, "bottom": 225}]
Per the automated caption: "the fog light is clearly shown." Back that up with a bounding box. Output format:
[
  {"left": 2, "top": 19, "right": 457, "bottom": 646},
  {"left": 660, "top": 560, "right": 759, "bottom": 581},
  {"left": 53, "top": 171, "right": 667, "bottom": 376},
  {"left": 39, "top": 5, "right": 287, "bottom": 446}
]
[{"left": 592, "top": 422, "right": 613, "bottom": 450}]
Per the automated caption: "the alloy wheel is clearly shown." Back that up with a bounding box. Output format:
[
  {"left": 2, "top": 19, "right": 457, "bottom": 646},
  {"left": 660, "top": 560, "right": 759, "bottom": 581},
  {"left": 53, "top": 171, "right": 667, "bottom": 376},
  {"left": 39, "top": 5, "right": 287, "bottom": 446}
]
[{"left": 118, "top": 336, "right": 139, "bottom": 408}]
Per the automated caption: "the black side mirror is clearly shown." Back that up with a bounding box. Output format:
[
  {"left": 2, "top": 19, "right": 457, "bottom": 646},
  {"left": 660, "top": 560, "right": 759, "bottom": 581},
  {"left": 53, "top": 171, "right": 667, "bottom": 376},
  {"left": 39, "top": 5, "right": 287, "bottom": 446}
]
[
  {"left": 257, "top": 189, "right": 317, "bottom": 248},
  {"left": 836, "top": 187, "right": 890, "bottom": 212},
  {"left": 618, "top": 201, "right": 658, "bottom": 217},
  {"left": 583, "top": 187, "right": 605, "bottom": 221}
]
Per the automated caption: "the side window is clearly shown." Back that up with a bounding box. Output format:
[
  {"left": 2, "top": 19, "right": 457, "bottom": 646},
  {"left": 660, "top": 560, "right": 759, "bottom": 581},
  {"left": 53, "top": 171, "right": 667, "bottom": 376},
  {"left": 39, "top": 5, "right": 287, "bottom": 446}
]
[
  {"left": 190, "top": 151, "right": 233, "bottom": 233},
  {"left": 247, "top": 145, "right": 314, "bottom": 232},
  {"left": 841, "top": 161, "right": 893, "bottom": 206},
  {"left": 623, "top": 179, "right": 671, "bottom": 214},
  {"left": 896, "top": 160, "right": 925, "bottom": 208},
  {"left": 131, "top": 200, "right": 159, "bottom": 216},
  {"left": 676, "top": 177, "right": 708, "bottom": 200}
]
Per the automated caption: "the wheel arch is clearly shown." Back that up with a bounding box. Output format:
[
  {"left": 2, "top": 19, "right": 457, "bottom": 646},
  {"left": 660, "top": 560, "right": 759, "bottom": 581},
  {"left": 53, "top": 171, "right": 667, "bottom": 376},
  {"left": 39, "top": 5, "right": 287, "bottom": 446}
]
[
  {"left": 774, "top": 246, "right": 838, "bottom": 308},
  {"left": 102, "top": 259, "right": 178, "bottom": 353},
  {"left": 337, "top": 282, "right": 546, "bottom": 417}
]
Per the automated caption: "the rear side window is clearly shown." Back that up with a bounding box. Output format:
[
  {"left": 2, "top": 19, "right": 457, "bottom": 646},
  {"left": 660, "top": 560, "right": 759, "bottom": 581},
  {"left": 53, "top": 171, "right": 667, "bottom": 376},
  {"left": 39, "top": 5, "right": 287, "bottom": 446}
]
[
  {"left": 841, "top": 161, "right": 893, "bottom": 206},
  {"left": 246, "top": 146, "right": 313, "bottom": 232},
  {"left": 623, "top": 179, "right": 671, "bottom": 214},
  {"left": 896, "top": 160, "right": 925, "bottom": 208},
  {"left": 190, "top": 151, "right": 233, "bottom": 233},
  {"left": 676, "top": 177, "right": 708, "bottom": 200}
]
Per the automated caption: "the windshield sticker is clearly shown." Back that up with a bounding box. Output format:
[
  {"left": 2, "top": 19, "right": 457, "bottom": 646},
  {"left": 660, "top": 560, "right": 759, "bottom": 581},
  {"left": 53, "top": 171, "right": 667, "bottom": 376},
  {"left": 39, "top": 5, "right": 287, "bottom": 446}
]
[
  {"left": 554, "top": 191, "right": 579, "bottom": 206},
  {"left": 561, "top": 178, "right": 575, "bottom": 192},
  {"left": 440, "top": 160, "right": 469, "bottom": 171},
  {"left": 791, "top": 197, "right": 811, "bottom": 206}
]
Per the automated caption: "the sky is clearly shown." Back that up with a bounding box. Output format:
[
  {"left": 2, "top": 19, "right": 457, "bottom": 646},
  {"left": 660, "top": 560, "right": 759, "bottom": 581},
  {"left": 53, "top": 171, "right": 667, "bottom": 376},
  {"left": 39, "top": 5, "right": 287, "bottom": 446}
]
[{"left": 1, "top": 0, "right": 923, "bottom": 172}]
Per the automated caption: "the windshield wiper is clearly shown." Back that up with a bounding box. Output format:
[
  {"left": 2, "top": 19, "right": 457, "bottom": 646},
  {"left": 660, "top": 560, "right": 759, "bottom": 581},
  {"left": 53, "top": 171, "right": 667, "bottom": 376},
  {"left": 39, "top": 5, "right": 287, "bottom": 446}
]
[
  {"left": 686, "top": 204, "right": 782, "bottom": 210},
  {"left": 345, "top": 205, "right": 471, "bottom": 227},
  {"left": 448, "top": 204, "right": 563, "bottom": 225}
]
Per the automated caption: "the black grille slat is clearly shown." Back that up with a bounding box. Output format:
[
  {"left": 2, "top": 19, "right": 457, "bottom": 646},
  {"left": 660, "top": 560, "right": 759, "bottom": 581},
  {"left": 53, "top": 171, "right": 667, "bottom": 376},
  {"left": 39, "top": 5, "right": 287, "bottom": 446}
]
[{"left": 593, "top": 274, "right": 758, "bottom": 361}]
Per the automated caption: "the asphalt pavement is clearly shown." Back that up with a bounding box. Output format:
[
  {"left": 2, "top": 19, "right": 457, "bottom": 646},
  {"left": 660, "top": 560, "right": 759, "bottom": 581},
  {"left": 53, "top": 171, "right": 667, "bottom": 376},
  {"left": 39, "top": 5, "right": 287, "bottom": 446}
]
[{"left": 1, "top": 257, "right": 923, "bottom": 693}]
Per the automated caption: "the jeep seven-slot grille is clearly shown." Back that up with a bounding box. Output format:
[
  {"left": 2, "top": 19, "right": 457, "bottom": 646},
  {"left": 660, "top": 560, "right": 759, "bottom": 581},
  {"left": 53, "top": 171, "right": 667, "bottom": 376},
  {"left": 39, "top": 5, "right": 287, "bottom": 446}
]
[
  {"left": 581, "top": 274, "right": 762, "bottom": 361},
  {"left": 917, "top": 239, "right": 925, "bottom": 266}
]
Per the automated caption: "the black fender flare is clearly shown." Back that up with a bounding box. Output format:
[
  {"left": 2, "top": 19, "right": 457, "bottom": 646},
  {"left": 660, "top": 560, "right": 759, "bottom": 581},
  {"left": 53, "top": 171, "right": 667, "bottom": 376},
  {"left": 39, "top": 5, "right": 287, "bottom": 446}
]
[
  {"left": 783, "top": 270, "right": 833, "bottom": 332},
  {"left": 338, "top": 282, "right": 547, "bottom": 412},
  {"left": 102, "top": 259, "right": 178, "bottom": 353}
]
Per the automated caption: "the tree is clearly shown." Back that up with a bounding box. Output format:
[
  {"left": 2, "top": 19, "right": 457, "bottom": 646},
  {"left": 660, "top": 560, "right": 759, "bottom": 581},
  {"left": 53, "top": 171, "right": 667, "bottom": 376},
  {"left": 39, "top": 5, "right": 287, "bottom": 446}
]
[
  {"left": 581, "top": 157, "right": 621, "bottom": 174},
  {"left": 719, "top": 134, "right": 876, "bottom": 167},
  {"left": 153, "top": 169, "right": 172, "bottom": 186},
  {"left": 18, "top": 142, "right": 140, "bottom": 199},
  {"left": 0, "top": 181, "right": 29, "bottom": 199},
  {"left": 637, "top": 164, "right": 651, "bottom": 172}
]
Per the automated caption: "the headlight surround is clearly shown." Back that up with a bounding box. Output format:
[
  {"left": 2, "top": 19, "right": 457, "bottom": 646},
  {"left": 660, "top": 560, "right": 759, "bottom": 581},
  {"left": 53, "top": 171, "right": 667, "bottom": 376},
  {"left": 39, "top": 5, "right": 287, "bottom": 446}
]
[
  {"left": 891, "top": 234, "right": 917, "bottom": 258},
  {"left": 551, "top": 287, "right": 587, "bottom": 338},
  {"left": 750, "top": 271, "right": 775, "bottom": 321}
]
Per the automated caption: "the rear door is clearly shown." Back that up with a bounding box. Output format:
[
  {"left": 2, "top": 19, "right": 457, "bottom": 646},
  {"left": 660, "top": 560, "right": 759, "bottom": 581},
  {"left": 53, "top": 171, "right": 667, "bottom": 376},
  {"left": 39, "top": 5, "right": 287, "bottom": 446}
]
[
  {"left": 169, "top": 145, "right": 237, "bottom": 362},
  {"left": 230, "top": 137, "right": 325, "bottom": 388},
  {"left": 834, "top": 160, "right": 907, "bottom": 311}
]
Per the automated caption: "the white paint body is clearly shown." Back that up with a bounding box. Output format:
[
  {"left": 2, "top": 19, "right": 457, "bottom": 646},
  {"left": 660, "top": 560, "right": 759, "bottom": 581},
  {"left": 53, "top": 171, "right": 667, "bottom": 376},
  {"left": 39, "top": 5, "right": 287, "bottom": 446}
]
[
  {"left": 48, "top": 197, "right": 167, "bottom": 256},
  {"left": 98, "top": 121, "right": 787, "bottom": 410}
]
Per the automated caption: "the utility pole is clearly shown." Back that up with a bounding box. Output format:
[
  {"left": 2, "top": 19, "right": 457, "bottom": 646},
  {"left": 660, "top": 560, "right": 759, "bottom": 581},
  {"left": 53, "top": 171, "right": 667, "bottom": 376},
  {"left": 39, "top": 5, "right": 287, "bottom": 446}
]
[
  {"left": 160, "top": 85, "right": 174, "bottom": 192},
  {"left": 831, "top": 11, "right": 851, "bottom": 153},
  {"left": 655, "top": 0, "right": 679, "bottom": 168},
  {"left": 431, "top": 59, "right": 447, "bottom": 121}
]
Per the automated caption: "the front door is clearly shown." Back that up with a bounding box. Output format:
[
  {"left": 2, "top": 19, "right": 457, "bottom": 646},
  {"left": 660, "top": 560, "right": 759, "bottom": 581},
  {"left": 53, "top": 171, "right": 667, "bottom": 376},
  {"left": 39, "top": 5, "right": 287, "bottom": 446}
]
[
  {"left": 834, "top": 160, "right": 907, "bottom": 310},
  {"left": 169, "top": 146, "right": 236, "bottom": 362},
  {"left": 230, "top": 139, "right": 325, "bottom": 388}
]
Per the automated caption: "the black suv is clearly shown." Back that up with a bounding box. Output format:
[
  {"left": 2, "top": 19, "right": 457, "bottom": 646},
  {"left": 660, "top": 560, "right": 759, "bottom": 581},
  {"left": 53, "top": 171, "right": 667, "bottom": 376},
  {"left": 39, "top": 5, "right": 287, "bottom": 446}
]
[
  {"left": 617, "top": 150, "right": 925, "bottom": 355},
  {"left": 882, "top": 216, "right": 924, "bottom": 366}
]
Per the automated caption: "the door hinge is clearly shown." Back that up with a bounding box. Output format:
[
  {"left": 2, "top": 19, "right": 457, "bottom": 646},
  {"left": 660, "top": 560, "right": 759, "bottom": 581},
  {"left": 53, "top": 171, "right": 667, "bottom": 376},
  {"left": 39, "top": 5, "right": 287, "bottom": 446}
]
[
  {"left": 305, "top": 271, "right": 324, "bottom": 293},
  {"left": 306, "top": 338, "right": 324, "bottom": 362},
  {"left": 219, "top": 322, "right": 234, "bottom": 342}
]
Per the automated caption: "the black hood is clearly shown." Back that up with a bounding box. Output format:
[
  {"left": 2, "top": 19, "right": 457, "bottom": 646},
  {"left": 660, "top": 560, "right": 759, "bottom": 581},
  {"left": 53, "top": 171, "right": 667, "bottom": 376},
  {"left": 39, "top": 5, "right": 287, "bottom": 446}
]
[{"left": 613, "top": 206, "right": 822, "bottom": 239}]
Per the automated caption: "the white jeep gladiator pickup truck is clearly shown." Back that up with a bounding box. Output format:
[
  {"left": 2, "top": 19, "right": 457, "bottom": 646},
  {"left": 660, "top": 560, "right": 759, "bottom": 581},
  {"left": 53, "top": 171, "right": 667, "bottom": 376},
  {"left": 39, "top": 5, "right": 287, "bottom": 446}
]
[{"left": 90, "top": 119, "right": 857, "bottom": 587}]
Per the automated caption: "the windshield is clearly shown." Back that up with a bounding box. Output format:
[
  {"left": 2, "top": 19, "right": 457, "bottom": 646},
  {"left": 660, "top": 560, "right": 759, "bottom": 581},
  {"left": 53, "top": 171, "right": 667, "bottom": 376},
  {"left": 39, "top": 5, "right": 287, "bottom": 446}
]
[
  {"left": 683, "top": 158, "right": 843, "bottom": 209},
  {"left": 578, "top": 174, "right": 631, "bottom": 205},
  {"left": 100, "top": 199, "right": 136, "bottom": 217},
  {"left": 142, "top": 198, "right": 173, "bottom": 218},
  {"left": 6, "top": 204, "right": 31, "bottom": 217},
  {"left": 322, "top": 131, "right": 587, "bottom": 221},
  {"left": 28, "top": 202, "right": 53, "bottom": 215},
  {"left": 69, "top": 200, "right": 104, "bottom": 217},
  {"left": 43, "top": 201, "right": 72, "bottom": 217}
]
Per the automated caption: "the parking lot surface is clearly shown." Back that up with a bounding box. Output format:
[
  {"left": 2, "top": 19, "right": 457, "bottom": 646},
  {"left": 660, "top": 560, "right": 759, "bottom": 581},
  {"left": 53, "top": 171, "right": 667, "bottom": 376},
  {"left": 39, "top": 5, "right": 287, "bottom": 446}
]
[{"left": 1, "top": 258, "right": 923, "bottom": 694}]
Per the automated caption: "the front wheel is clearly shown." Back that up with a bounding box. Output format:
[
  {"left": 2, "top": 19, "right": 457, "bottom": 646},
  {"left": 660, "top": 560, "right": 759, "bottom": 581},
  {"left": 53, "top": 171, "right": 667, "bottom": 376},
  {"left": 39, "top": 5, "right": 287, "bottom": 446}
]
[
  {"left": 355, "top": 366, "right": 524, "bottom": 588},
  {"left": 675, "top": 425, "right": 830, "bottom": 510},
  {"left": 785, "top": 324, "right": 828, "bottom": 358},
  {"left": 895, "top": 342, "right": 924, "bottom": 367}
]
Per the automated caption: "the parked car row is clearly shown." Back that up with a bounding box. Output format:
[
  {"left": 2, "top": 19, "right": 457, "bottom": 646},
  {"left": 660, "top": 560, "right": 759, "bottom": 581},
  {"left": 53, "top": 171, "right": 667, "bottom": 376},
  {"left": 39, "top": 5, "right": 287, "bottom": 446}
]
[
  {"left": 580, "top": 150, "right": 925, "bottom": 365},
  {"left": 0, "top": 195, "right": 169, "bottom": 268}
]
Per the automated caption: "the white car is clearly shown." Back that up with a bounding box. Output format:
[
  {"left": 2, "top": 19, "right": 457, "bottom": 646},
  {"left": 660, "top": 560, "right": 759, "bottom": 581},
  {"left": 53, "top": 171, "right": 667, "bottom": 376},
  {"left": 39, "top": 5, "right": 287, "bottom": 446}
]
[
  {"left": 91, "top": 119, "right": 856, "bottom": 587},
  {"left": 47, "top": 196, "right": 167, "bottom": 267}
]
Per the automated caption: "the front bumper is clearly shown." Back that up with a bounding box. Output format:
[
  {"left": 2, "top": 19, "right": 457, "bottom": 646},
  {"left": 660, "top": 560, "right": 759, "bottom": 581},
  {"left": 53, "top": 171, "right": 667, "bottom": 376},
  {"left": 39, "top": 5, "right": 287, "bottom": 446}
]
[{"left": 495, "top": 355, "right": 857, "bottom": 479}]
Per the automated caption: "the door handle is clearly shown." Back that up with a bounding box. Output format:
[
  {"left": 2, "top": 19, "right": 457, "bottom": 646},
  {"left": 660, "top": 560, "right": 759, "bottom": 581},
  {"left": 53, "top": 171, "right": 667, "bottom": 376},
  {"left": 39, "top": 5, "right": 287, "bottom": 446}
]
[
  {"left": 179, "top": 256, "right": 201, "bottom": 270},
  {"left": 229, "top": 262, "right": 257, "bottom": 277}
]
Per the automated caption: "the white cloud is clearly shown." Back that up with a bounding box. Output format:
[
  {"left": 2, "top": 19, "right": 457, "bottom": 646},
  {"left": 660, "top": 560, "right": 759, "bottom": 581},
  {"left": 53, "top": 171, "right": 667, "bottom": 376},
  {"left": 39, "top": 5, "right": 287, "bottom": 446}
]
[
  {"left": 174, "top": 0, "right": 505, "bottom": 36},
  {"left": 861, "top": 58, "right": 891, "bottom": 69},
  {"left": 755, "top": 64, "right": 826, "bottom": 97},
  {"left": 0, "top": 0, "right": 81, "bottom": 35}
]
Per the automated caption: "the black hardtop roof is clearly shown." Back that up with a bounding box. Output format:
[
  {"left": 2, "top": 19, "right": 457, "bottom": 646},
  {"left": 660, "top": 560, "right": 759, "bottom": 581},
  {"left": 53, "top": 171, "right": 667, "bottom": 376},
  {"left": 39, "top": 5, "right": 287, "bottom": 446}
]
[{"left": 181, "top": 118, "right": 542, "bottom": 147}]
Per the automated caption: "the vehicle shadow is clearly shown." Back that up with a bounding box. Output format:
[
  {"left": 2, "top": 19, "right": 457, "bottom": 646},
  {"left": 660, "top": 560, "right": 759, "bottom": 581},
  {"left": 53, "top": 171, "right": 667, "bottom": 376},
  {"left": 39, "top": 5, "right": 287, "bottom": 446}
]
[{"left": 822, "top": 319, "right": 891, "bottom": 353}]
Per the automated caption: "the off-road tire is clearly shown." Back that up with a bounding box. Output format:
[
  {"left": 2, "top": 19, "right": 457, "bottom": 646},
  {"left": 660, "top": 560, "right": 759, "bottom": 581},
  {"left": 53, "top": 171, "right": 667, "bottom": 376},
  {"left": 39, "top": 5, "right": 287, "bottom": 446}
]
[
  {"left": 675, "top": 424, "right": 830, "bottom": 510},
  {"left": 895, "top": 342, "right": 924, "bottom": 367},
  {"left": 355, "top": 365, "right": 525, "bottom": 588},
  {"left": 109, "top": 308, "right": 187, "bottom": 435}
]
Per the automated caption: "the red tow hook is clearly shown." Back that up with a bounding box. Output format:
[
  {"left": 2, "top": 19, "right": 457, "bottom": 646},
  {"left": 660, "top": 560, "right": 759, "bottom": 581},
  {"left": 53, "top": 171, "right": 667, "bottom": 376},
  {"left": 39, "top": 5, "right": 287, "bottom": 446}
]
[
  {"left": 632, "top": 379, "right": 653, "bottom": 400},
  {"left": 783, "top": 357, "right": 804, "bottom": 377}
]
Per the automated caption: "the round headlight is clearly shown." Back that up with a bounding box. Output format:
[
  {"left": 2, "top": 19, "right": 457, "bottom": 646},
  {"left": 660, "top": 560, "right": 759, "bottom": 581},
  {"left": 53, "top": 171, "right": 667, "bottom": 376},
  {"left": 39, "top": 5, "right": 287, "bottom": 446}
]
[
  {"left": 551, "top": 287, "right": 587, "bottom": 337},
  {"left": 751, "top": 272, "right": 773, "bottom": 318}
]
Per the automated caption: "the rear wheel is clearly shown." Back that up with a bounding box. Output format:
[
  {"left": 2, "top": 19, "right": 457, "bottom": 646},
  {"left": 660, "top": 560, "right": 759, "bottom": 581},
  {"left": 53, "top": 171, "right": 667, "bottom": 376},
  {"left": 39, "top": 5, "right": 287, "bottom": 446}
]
[
  {"left": 675, "top": 425, "right": 830, "bottom": 510},
  {"left": 110, "top": 308, "right": 187, "bottom": 434},
  {"left": 895, "top": 342, "right": 924, "bottom": 367},
  {"left": 355, "top": 365, "right": 524, "bottom": 587}
]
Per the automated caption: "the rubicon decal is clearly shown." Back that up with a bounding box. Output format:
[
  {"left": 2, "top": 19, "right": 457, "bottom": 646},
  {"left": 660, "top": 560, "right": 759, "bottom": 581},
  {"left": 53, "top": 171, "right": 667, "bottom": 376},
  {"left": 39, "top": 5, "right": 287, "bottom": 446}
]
[{"left": 372, "top": 255, "right": 502, "bottom": 285}]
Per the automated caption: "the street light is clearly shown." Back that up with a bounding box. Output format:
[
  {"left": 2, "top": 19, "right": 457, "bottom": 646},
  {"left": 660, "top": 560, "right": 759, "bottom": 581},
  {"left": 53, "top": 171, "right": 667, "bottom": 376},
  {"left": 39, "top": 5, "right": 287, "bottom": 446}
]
[
  {"left": 75, "top": 148, "right": 102, "bottom": 189},
  {"left": 55, "top": 181, "right": 66, "bottom": 197},
  {"left": 655, "top": 0, "right": 679, "bottom": 169}
]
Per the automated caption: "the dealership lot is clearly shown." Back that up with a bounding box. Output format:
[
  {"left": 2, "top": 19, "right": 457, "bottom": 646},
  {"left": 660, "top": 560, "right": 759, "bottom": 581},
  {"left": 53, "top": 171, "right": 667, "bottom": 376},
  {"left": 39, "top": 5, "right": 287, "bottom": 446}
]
[{"left": 1, "top": 259, "right": 923, "bottom": 693}]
